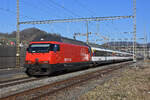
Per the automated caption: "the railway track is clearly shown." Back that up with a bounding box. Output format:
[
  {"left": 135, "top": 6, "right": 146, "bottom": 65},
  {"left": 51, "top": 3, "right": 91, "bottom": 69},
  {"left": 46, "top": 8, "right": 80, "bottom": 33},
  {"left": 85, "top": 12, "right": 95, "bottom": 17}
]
[
  {"left": 0, "top": 77, "right": 29, "bottom": 84},
  {"left": 0, "top": 76, "right": 48, "bottom": 89},
  {"left": 0, "top": 61, "right": 133, "bottom": 100}
]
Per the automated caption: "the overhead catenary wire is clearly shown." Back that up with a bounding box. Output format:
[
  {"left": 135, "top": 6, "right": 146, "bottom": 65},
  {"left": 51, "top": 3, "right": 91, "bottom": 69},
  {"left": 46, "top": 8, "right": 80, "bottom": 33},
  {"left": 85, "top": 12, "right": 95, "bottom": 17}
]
[
  {"left": 44, "top": 0, "right": 74, "bottom": 18},
  {"left": 20, "top": 0, "right": 57, "bottom": 19},
  {"left": 19, "top": 0, "right": 72, "bottom": 20},
  {"left": 20, "top": 0, "right": 79, "bottom": 20},
  {"left": 74, "top": 0, "right": 97, "bottom": 16},
  {"left": 48, "top": 0, "right": 81, "bottom": 17},
  {"left": 92, "top": 17, "right": 133, "bottom": 48},
  {"left": 19, "top": 0, "right": 68, "bottom": 33},
  {"left": 36, "top": 0, "right": 68, "bottom": 18},
  {"left": 0, "top": 0, "right": 36, "bottom": 20},
  {"left": 0, "top": 7, "right": 35, "bottom": 20}
]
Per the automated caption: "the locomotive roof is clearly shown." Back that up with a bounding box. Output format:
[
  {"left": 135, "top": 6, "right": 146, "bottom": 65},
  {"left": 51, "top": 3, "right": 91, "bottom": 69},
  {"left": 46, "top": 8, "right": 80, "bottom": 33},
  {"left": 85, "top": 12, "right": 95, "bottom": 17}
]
[{"left": 32, "top": 34, "right": 89, "bottom": 47}]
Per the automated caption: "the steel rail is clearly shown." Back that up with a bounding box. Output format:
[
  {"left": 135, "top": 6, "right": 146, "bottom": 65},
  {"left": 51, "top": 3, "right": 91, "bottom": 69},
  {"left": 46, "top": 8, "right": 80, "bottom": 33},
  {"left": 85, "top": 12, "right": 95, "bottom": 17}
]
[
  {"left": 0, "top": 77, "right": 29, "bottom": 84},
  {"left": 0, "top": 77, "right": 48, "bottom": 89}
]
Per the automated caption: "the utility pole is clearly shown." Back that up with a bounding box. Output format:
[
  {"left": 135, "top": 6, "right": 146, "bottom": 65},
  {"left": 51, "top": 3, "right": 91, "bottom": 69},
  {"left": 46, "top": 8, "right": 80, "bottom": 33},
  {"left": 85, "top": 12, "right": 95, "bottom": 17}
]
[
  {"left": 86, "top": 21, "right": 89, "bottom": 44},
  {"left": 16, "top": 0, "right": 20, "bottom": 67},
  {"left": 133, "top": 0, "right": 137, "bottom": 62}
]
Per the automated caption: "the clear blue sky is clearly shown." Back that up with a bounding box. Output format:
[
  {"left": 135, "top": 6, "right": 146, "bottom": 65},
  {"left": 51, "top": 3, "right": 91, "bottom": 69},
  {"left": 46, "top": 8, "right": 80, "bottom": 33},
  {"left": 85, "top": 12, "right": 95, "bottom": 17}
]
[{"left": 0, "top": 0, "right": 149, "bottom": 44}]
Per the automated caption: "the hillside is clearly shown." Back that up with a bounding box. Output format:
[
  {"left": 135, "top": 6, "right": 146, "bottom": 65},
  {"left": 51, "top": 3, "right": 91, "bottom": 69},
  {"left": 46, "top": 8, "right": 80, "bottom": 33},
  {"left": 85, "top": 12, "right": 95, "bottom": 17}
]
[
  {"left": 11, "top": 27, "right": 47, "bottom": 42},
  {"left": 0, "top": 28, "right": 47, "bottom": 45},
  {"left": 0, "top": 28, "right": 150, "bottom": 48}
]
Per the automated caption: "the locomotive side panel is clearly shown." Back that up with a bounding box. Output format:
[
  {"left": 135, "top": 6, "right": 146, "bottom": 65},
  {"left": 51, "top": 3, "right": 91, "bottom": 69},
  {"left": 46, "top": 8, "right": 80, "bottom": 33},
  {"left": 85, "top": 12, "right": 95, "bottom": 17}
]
[{"left": 61, "top": 44, "right": 90, "bottom": 63}]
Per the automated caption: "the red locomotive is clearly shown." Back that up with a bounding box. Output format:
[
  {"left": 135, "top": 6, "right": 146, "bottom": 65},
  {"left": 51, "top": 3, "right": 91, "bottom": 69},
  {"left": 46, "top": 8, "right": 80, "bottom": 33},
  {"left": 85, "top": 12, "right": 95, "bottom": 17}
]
[
  {"left": 24, "top": 34, "right": 133, "bottom": 76},
  {"left": 24, "top": 35, "right": 92, "bottom": 76}
]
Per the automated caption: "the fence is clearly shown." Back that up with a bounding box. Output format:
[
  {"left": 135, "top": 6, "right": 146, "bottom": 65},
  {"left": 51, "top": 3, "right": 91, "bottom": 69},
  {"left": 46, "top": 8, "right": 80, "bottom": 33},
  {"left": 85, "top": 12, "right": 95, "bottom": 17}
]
[{"left": 0, "top": 46, "right": 26, "bottom": 69}]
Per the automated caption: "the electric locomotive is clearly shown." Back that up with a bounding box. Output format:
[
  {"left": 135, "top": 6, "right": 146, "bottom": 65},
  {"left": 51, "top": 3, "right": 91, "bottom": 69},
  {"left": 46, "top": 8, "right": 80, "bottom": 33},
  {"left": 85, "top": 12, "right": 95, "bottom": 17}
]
[{"left": 24, "top": 34, "right": 92, "bottom": 76}]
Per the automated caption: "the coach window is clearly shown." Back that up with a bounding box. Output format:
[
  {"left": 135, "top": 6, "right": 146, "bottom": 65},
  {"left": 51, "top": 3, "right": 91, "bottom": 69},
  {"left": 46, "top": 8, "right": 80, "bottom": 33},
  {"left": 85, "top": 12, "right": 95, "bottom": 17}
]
[{"left": 53, "top": 44, "right": 60, "bottom": 52}]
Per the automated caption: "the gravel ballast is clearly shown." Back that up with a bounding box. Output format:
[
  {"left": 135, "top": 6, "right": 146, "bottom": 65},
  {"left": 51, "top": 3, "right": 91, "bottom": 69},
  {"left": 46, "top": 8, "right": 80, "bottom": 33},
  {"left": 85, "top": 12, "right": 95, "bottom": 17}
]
[
  {"left": 77, "top": 60, "right": 150, "bottom": 100},
  {"left": 0, "top": 62, "right": 117, "bottom": 98}
]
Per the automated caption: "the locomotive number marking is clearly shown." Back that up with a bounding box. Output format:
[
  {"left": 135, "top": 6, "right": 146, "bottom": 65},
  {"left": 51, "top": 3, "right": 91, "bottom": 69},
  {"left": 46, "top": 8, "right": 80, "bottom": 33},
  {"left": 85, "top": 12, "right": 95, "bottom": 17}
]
[{"left": 64, "top": 58, "right": 72, "bottom": 62}]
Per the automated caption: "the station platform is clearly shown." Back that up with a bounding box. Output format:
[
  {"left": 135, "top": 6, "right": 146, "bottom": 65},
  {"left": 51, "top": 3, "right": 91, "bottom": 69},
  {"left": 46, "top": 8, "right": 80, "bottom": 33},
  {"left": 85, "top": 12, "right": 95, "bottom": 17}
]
[{"left": 0, "top": 67, "right": 27, "bottom": 81}]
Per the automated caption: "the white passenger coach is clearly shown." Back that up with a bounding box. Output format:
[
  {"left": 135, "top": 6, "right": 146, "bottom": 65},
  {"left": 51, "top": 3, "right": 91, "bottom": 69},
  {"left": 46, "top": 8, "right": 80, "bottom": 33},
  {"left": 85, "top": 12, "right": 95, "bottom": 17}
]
[{"left": 91, "top": 47, "right": 133, "bottom": 62}]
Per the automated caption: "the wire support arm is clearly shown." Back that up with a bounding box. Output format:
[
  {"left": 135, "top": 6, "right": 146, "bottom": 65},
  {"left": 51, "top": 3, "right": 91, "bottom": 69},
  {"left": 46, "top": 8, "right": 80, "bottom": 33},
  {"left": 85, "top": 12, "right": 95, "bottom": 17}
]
[{"left": 19, "top": 15, "right": 134, "bottom": 25}]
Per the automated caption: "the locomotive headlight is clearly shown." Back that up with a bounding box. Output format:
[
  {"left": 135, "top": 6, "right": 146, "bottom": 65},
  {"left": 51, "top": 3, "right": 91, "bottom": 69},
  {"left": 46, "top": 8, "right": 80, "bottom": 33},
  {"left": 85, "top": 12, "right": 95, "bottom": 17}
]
[
  {"left": 41, "top": 61, "right": 49, "bottom": 64},
  {"left": 25, "top": 61, "right": 32, "bottom": 64}
]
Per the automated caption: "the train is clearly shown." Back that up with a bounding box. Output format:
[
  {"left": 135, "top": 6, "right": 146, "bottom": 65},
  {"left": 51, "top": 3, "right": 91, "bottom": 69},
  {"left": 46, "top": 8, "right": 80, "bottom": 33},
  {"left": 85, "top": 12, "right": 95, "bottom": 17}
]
[{"left": 24, "top": 34, "right": 133, "bottom": 76}]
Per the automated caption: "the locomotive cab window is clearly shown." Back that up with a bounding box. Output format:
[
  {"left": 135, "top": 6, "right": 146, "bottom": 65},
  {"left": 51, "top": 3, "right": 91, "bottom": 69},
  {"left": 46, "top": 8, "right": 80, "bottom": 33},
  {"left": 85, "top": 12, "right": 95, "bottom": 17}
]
[
  {"left": 53, "top": 44, "right": 60, "bottom": 52},
  {"left": 28, "top": 43, "right": 54, "bottom": 53}
]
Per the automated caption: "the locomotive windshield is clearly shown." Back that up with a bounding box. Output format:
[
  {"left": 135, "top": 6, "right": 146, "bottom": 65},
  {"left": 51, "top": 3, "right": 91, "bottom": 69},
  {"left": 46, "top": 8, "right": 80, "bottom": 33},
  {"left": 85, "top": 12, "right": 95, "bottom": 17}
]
[{"left": 28, "top": 43, "right": 54, "bottom": 53}]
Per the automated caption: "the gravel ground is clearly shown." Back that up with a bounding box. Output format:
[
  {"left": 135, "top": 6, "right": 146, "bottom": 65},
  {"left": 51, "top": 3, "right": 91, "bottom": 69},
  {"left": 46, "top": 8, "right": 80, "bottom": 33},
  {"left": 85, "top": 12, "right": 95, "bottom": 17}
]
[
  {"left": 41, "top": 71, "right": 117, "bottom": 100},
  {"left": 38, "top": 62, "right": 132, "bottom": 100},
  {"left": 1, "top": 60, "right": 149, "bottom": 100},
  {"left": 77, "top": 60, "right": 150, "bottom": 100}
]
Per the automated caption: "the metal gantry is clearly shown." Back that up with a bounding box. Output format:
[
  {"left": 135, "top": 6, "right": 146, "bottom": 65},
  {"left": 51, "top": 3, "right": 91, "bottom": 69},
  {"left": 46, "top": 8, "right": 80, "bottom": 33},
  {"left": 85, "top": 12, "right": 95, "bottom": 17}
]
[
  {"left": 19, "top": 15, "right": 132, "bottom": 45},
  {"left": 19, "top": 16, "right": 133, "bottom": 24}
]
